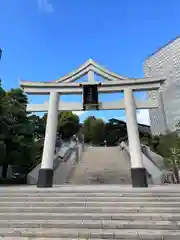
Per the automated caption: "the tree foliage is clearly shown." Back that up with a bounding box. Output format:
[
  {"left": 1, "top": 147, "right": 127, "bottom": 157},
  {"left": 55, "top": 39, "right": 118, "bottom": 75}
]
[
  {"left": 82, "top": 116, "right": 151, "bottom": 146},
  {"left": 83, "top": 116, "right": 96, "bottom": 143},
  {"left": 28, "top": 114, "right": 46, "bottom": 140},
  {"left": 140, "top": 128, "right": 180, "bottom": 182},
  {"left": 0, "top": 80, "right": 81, "bottom": 179},
  {"left": 90, "top": 118, "right": 105, "bottom": 145},
  {"left": 0, "top": 85, "right": 37, "bottom": 177},
  {"left": 149, "top": 132, "right": 180, "bottom": 175},
  {"left": 82, "top": 116, "right": 105, "bottom": 145},
  {"left": 57, "top": 111, "right": 80, "bottom": 139},
  {"left": 105, "top": 119, "right": 127, "bottom": 146}
]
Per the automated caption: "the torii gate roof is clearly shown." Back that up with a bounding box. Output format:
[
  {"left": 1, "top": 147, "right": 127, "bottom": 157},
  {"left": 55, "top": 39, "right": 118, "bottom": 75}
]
[{"left": 19, "top": 58, "right": 165, "bottom": 94}]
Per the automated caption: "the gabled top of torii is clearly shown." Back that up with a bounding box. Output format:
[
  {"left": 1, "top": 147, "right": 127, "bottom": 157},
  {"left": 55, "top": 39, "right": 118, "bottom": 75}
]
[
  {"left": 54, "top": 58, "right": 129, "bottom": 83},
  {"left": 19, "top": 58, "right": 165, "bottom": 95},
  {"left": 20, "top": 59, "right": 129, "bottom": 86}
]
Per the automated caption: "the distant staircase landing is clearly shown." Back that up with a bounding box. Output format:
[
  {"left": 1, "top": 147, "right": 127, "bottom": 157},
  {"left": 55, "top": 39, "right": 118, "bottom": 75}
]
[{"left": 68, "top": 146, "right": 132, "bottom": 184}]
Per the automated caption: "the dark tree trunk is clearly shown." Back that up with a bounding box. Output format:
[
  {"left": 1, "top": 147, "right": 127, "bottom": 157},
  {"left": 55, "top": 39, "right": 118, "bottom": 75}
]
[{"left": 2, "top": 164, "right": 8, "bottom": 179}]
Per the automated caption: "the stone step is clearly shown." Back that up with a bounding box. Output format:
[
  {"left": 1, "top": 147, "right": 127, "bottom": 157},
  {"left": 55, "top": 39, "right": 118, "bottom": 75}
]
[
  {"left": 0, "top": 219, "right": 179, "bottom": 230},
  {"left": 0, "top": 238, "right": 100, "bottom": 240},
  {"left": 0, "top": 189, "right": 164, "bottom": 193},
  {"left": 0, "top": 201, "right": 179, "bottom": 207},
  {"left": 0, "top": 227, "right": 179, "bottom": 239},
  {"left": 1, "top": 212, "right": 180, "bottom": 221},
  {"left": 0, "top": 239, "right": 131, "bottom": 240},
  {"left": 0, "top": 186, "right": 180, "bottom": 239},
  {"left": 0, "top": 206, "right": 180, "bottom": 213},
  {"left": 6, "top": 238, "right": 176, "bottom": 240},
  {"left": 1, "top": 192, "right": 180, "bottom": 198},
  {"left": 1, "top": 187, "right": 180, "bottom": 192},
  {"left": 1, "top": 185, "right": 180, "bottom": 193},
  {"left": 1, "top": 191, "right": 180, "bottom": 196},
  {"left": 0, "top": 238, "right": 116, "bottom": 240},
  {"left": 1, "top": 196, "right": 180, "bottom": 202}
]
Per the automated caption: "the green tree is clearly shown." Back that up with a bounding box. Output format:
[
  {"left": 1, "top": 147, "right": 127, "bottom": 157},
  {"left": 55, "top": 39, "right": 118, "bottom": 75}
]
[
  {"left": 0, "top": 86, "right": 36, "bottom": 177},
  {"left": 176, "top": 121, "right": 180, "bottom": 136},
  {"left": 57, "top": 111, "right": 80, "bottom": 139},
  {"left": 91, "top": 118, "right": 105, "bottom": 145},
  {"left": 105, "top": 119, "right": 127, "bottom": 146},
  {"left": 0, "top": 81, "right": 6, "bottom": 156},
  {"left": 83, "top": 116, "right": 96, "bottom": 143},
  {"left": 28, "top": 114, "right": 46, "bottom": 140},
  {"left": 148, "top": 132, "right": 180, "bottom": 182},
  {"left": 83, "top": 116, "right": 105, "bottom": 145}
]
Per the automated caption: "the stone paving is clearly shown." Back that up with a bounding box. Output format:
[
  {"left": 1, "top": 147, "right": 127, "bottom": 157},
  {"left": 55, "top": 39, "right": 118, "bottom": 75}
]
[{"left": 68, "top": 146, "right": 131, "bottom": 184}]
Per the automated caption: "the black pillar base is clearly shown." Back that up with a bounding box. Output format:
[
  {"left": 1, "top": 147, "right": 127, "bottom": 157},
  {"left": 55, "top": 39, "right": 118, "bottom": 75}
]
[
  {"left": 131, "top": 168, "right": 148, "bottom": 188},
  {"left": 37, "top": 169, "right": 53, "bottom": 188}
]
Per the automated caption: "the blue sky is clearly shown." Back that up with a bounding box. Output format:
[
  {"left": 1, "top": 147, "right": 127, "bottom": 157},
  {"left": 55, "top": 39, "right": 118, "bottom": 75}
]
[{"left": 0, "top": 0, "right": 180, "bottom": 124}]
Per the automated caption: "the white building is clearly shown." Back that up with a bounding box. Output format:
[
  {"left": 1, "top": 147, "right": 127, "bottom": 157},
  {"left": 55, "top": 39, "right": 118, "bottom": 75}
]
[{"left": 144, "top": 36, "right": 180, "bottom": 135}]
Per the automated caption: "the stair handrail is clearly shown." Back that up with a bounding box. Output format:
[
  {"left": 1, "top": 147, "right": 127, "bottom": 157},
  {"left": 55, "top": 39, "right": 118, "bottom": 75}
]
[
  {"left": 121, "top": 140, "right": 163, "bottom": 171},
  {"left": 140, "top": 145, "right": 164, "bottom": 170},
  {"left": 28, "top": 137, "right": 72, "bottom": 173},
  {"left": 53, "top": 137, "right": 80, "bottom": 170},
  {"left": 120, "top": 141, "right": 152, "bottom": 176}
]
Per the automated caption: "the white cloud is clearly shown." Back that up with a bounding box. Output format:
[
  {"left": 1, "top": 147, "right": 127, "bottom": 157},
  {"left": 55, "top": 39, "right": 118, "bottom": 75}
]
[
  {"left": 114, "top": 109, "right": 150, "bottom": 126},
  {"left": 37, "top": 0, "right": 54, "bottom": 13},
  {"left": 100, "top": 117, "right": 107, "bottom": 122},
  {"left": 73, "top": 111, "right": 84, "bottom": 116},
  {"left": 73, "top": 109, "right": 150, "bottom": 126},
  {"left": 137, "top": 109, "right": 150, "bottom": 125}
]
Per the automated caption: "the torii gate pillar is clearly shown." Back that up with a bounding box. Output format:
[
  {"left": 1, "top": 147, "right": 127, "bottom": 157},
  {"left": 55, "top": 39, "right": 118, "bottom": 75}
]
[
  {"left": 37, "top": 92, "right": 59, "bottom": 188},
  {"left": 124, "top": 88, "right": 148, "bottom": 187}
]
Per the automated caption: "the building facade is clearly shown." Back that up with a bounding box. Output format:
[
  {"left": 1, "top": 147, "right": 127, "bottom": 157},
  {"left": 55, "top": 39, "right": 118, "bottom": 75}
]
[{"left": 144, "top": 37, "right": 180, "bottom": 135}]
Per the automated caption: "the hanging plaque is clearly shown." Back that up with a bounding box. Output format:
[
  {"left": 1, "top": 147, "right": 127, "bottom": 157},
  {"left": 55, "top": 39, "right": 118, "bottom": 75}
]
[{"left": 83, "top": 84, "right": 99, "bottom": 110}]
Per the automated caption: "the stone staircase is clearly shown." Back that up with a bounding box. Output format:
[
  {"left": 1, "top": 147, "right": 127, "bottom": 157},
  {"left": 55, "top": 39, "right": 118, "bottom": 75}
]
[
  {"left": 69, "top": 146, "right": 132, "bottom": 184},
  {"left": 0, "top": 185, "right": 180, "bottom": 239}
]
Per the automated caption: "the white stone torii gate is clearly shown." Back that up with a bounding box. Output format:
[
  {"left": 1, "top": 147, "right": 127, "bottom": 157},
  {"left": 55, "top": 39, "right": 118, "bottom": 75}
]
[{"left": 20, "top": 59, "right": 165, "bottom": 188}]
